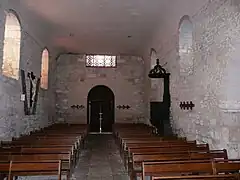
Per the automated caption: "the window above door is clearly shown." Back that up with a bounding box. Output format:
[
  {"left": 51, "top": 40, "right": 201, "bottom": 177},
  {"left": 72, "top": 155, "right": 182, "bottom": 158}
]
[{"left": 86, "top": 55, "right": 116, "bottom": 68}]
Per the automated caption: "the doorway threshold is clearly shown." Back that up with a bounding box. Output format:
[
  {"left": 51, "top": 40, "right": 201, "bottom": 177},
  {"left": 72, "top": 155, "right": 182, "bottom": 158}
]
[{"left": 89, "top": 132, "right": 113, "bottom": 135}]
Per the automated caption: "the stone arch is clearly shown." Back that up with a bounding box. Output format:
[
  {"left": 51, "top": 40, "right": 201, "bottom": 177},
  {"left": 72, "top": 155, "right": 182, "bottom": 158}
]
[{"left": 87, "top": 85, "right": 115, "bottom": 132}]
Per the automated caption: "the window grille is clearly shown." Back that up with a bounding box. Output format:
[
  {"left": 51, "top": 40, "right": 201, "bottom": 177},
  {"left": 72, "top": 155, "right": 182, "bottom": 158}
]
[{"left": 86, "top": 55, "right": 116, "bottom": 67}]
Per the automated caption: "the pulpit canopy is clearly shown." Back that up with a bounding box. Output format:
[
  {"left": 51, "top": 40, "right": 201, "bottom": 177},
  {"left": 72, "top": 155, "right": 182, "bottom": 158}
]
[{"left": 148, "top": 59, "right": 169, "bottom": 78}]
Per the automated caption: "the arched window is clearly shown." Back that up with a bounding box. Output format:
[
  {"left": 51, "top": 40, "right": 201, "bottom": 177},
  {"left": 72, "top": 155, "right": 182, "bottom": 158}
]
[
  {"left": 40, "top": 48, "right": 49, "bottom": 89},
  {"left": 179, "top": 15, "right": 193, "bottom": 74},
  {"left": 150, "top": 48, "right": 157, "bottom": 68},
  {"left": 2, "top": 11, "right": 21, "bottom": 79}
]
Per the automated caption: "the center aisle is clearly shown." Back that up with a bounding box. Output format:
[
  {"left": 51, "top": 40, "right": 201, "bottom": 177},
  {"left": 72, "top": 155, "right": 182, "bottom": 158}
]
[{"left": 71, "top": 134, "right": 129, "bottom": 180}]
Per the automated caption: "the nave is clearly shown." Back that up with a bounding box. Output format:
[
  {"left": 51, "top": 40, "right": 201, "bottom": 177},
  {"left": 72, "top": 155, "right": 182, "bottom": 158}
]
[{"left": 0, "top": 122, "right": 239, "bottom": 180}]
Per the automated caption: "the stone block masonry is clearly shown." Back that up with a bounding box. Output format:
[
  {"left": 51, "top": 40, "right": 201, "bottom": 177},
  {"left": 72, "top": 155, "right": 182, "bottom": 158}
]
[
  {"left": 145, "top": 0, "right": 240, "bottom": 158},
  {"left": 0, "top": 0, "right": 55, "bottom": 140},
  {"left": 55, "top": 54, "right": 147, "bottom": 124}
]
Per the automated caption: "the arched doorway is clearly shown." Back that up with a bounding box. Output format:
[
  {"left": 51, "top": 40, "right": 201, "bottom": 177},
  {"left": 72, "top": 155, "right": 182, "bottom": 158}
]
[{"left": 87, "top": 85, "right": 115, "bottom": 132}]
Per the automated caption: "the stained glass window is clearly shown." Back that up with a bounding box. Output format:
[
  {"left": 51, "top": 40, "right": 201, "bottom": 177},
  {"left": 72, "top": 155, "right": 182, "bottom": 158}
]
[
  {"left": 40, "top": 48, "right": 49, "bottom": 89},
  {"left": 86, "top": 55, "right": 116, "bottom": 67},
  {"left": 2, "top": 11, "right": 21, "bottom": 79}
]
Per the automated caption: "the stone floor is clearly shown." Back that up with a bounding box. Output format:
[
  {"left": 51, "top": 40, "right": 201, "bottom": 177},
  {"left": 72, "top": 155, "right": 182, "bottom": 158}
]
[{"left": 71, "top": 134, "right": 130, "bottom": 180}]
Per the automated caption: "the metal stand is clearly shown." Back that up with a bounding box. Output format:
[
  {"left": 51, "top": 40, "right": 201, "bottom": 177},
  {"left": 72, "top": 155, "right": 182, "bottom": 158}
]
[
  {"left": 99, "top": 104, "right": 102, "bottom": 133},
  {"left": 88, "top": 102, "right": 91, "bottom": 124}
]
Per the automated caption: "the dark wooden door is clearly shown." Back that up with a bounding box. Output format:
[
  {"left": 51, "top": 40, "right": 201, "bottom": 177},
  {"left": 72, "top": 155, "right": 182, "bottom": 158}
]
[
  {"left": 88, "top": 85, "right": 114, "bottom": 132},
  {"left": 89, "top": 100, "right": 113, "bottom": 132}
]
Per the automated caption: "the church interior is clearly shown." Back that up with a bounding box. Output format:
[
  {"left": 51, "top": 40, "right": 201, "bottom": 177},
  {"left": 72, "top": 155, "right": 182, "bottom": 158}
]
[{"left": 0, "top": 0, "right": 240, "bottom": 179}]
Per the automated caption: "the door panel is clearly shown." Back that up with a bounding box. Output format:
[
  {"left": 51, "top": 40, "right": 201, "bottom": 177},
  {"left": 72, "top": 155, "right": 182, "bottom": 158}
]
[
  {"left": 90, "top": 101, "right": 100, "bottom": 132},
  {"left": 89, "top": 100, "right": 113, "bottom": 132},
  {"left": 101, "top": 101, "right": 113, "bottom": 132}
]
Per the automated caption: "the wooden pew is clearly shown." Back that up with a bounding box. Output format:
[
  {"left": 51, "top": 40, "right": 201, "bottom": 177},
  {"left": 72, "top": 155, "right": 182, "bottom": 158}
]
[
  {"left": 124, "top": 143, "right": 209, "bottom": 168},
  {"left": 20, "top": 146, "right": 76, "bottom": 165},
  {"left": 129, "top": 149, "right": 227, "bottom": 163},
  {"left": 122, "top": 140, "right": 200, "bottom": 155},
  {"left": 1, "top": 139, "right": 80, "bottom": 162},
  {"left": 0, "top": 145, "right": 78, "bottom": 165},
  {"left": 0, "top": 160, "right": 68, "bottom": 180},
  {"left": 126, "top": 147, "right": 202, "bottom": 169},
  {"left": 0, "top": 153, "right": 71, "bottom": 166},
  {"left": 113, "top": 123, "right": 239, "bottom": 180},
  {"left": 21, "top": 147, "right": 73, "bottom": 154},
  {"left": 0, "top": 123, "right": 89, "bottom": 179},
  {"left": 122, "top": 141, "right": 198, "bottom": 158},
  {"left": 0, "top": 153, "right": 72, "bottom": 179},
  {"left": 0, "top": 161, "right": 10, "bottom": 180},
  {"left": 142, "top": 159, "right": 240, "bottom": 180},
  {"left": 129, "top": 150, "right": 228, "bottom": 179},
  {"left": 8, "top": 160, "right": 68, "bottom": 180},
  {"left": 122, "top": 139, "right": 194, "bottom": 151},
  {"left": 113, "top": 124, "right": 156, "bottom": 140},
  {"left": 152, "top": 174, "right": 240, "bottom": 179}
]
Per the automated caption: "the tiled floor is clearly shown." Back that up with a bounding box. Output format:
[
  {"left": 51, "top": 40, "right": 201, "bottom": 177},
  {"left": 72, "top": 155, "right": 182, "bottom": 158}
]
[{"left": 71, "top": 134, "right": 129, "bottom": 180}]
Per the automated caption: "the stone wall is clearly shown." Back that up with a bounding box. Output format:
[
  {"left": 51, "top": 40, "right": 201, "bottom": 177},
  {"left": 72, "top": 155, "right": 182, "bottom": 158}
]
[
  {"left": 146, "top": 0, "right": 240, "bottom": 158},
  {"left": 0, "top": 0, "right": 55, "bottom": 140},
  {"left": 55, "top": 54, "right": 146, "bottom": 124}
]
